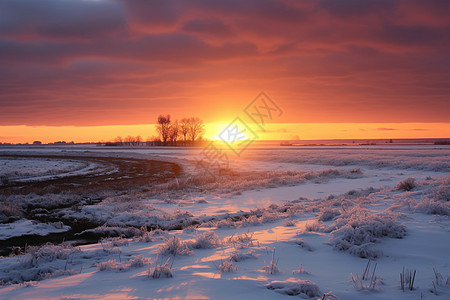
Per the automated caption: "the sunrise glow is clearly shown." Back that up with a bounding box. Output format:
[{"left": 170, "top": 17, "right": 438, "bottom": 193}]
[
  {"left": 0, "top": 2, "right": 449, "bottom": 300},
  {"left": 0, "top": 0, "right": 448, "bottom": 143}
]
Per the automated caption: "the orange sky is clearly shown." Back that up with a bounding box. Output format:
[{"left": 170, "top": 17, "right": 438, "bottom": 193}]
[
  {"left": 1, "top": 123, "right": 448, "bottom": 144},
  {"left": 0, "top": 0, "right": 449, "bottom": 143}
]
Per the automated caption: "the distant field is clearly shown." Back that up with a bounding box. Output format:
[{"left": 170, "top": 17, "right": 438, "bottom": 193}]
[{"left": 0, "top": 145, "right": 449, "bottom": 300}]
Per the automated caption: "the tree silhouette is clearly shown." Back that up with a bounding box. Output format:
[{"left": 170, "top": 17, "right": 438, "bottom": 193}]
[
  {"left": 156, "top": 114, "right": 171, "bottom": 145},
  {"left": 187, "top": 117, "right": 205, "bottom": 142},
  {"left": 169, "top": 121, "right": 179, "bottom": 144},
  {"left": 179, "top": 118, "right": 190, "bottom": 145},
  {"left": 155, "top": 115, "right": 204, "bottom": 146}
]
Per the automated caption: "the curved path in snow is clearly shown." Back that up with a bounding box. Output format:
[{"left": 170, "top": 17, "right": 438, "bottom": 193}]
[
  {"left": 0, "top": 154, "right": 181, "bottom": 194},
  {"left": 0, "top": 154, "right": 181, "bottom": 255}
]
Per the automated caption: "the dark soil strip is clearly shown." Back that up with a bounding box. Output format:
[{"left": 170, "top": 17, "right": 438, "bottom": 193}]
[
  {"left": 0, "top": 155, "right": 181, "bottom": 195},
  {"left": 0, "top": 155, "right": 181, "bottom": 255}
]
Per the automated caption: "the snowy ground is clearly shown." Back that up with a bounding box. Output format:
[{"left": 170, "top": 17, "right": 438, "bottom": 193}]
[
  {"left": 0, "top": 145, "right": 449, "bottom": 299},
  {"left": 0, "top": 156, "right": 113, "bottom": 185},
  {"left": 0, "top": 219, "right": 70, "bottom": 240}
]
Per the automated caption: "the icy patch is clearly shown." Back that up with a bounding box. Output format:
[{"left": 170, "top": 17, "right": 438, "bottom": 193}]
[
  {"left": 0, "top": 158, "right": 86, "bottom": 181},
  {"left": 0, "top": 219, "right": 70, "bottom": 240},
  {"left": 0, "top": 157, "right": 110, "bottom": 185}
]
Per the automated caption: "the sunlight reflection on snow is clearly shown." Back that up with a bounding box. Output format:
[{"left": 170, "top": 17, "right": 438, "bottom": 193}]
[
  {"left": 231, "top": 275, "right": 268, "bottom": 281},
  {"left": 199, "top": 249, "right": 233, "bottom": 263},
  {"left": 192, "top": 272, "right": 220, "bottom": 279},
  {"left": 180, "top": 264, "right": 211, "bottom": 270},
  {"left": 44, "top": 271, "right": 95, "bottom": 289}
]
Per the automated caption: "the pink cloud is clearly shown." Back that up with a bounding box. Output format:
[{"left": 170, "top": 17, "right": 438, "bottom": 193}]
[{"left": 0, "top": 0, "right": 449, "bottom": 126}]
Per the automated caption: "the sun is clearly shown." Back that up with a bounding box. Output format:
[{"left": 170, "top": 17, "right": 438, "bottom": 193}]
[{"left": 206, "top": 122, "right": 249, "bottom": 142}]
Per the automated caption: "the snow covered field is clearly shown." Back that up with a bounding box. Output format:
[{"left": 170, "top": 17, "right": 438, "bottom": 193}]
[
  {"left": 0, "top": 219, "right": 70, "bottom": 240},
  {"left": 0, "top": 156, "right": 113, "bottom": 185},
  {"left": 0, "top": 145, "right": 449, "bottom": 300}
]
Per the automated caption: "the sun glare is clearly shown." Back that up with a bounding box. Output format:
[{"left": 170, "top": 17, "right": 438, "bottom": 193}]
[{"left": 210, "top": 123, "right": 250, "bottom": 142}]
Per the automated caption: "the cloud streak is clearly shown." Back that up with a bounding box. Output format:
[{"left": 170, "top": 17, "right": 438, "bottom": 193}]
[{"left": 0, "top": 0, "right": 449, "bottom": 126}]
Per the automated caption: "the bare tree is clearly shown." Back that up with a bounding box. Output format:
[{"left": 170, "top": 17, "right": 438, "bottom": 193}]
[
  {"left": 179, "top": 118, "right": 190, "bottom": 145},
  {"left": 146, "top": 135, "right": 160, "bottom": 146},
  {"left": 169, "top": 121, "right": 179, "bottom": 145},
  {"left": 114, "top": 136, "right": 123, "bottom": 146},
  {"left": 135, "top": 135, "right": 142, "bottom": 146},
  {"left": 156, "top": 114, "right": 171, "bottom": 145},
  {"left": 187, "top": 117, "right": 205, "bottom": 142},
  {"left": 124, "top": 135, "right": 135, "bottom": 146}
]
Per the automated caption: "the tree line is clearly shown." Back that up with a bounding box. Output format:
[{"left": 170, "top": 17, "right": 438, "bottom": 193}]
[
  {"left": 106, "top": 115, "right": 205, "bottom": 147},
  {"left": 156, "top": 115, "right": 205, "bottom": 145}
]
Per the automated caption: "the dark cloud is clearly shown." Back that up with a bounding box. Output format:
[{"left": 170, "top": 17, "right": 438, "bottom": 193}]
[
  {"left": 377, "top": 128, "right": 397, "bottom": 131},
  {"left": 0, "top": 0, "right": 126, "bottom": 40},
  {"left": 318, "top": 0, "right": 396, "bottom": 17},
  {"left": 0, "top": 0, "right": 449, "bottom": 126},
  {"left": 376, "top": 24, "right": 450, "bottom": 47},
  {"left": 123, "top": 0, "right": 183, "bottom": 27},
  {"left": 182, "top": 19, "right": 234, "bottom": 37},
  {"left": 191, "top": 0, "right": 305, "bottom": 21},
  {"left": 0, "top": 34, "right": 258, "bottom": 65}
]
